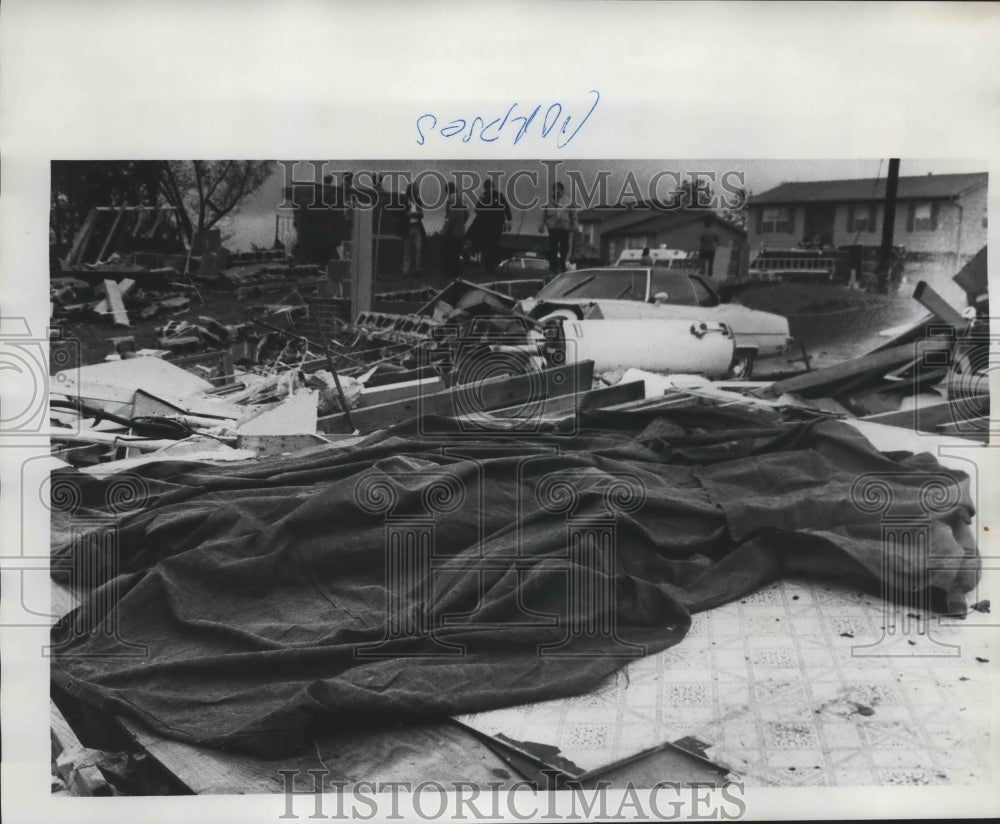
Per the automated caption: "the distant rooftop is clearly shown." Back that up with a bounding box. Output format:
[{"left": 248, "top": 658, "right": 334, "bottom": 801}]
[
  {"left": 602, "top": 210, "right": 746, "bottom": 238},
  {"left": 750, "top": 172, "right": 987, "bottom": 205}
]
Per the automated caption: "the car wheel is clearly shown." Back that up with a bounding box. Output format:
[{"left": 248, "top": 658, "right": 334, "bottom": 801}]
[{"left": 729, "top": 348, "right": 756, "bottom": 380}]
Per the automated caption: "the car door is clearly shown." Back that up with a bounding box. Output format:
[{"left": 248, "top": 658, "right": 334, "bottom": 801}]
[{"left": 689, "top": 275, "right": 788, "bottom": 355}]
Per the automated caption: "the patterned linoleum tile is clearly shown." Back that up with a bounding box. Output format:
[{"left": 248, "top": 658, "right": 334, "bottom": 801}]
[{"left": 456, "top": 575, "right": 992, "bottom": 785}]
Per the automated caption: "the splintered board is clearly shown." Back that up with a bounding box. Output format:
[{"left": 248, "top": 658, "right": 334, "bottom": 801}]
[
  {"left": 765, "top": 339, "right": 954, "bottom": 399},
  {"left": 318, "top": 360, "right": 595, "bottom": 434}
]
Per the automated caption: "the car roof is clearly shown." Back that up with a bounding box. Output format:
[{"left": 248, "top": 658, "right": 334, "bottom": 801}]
[{"left": 565, "top": 267, "right": 650, "bottom": 275}]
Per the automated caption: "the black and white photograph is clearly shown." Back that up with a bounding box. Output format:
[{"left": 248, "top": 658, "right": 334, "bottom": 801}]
[{"left": 2, "top": 3, "right": 998, "bottom": 822}]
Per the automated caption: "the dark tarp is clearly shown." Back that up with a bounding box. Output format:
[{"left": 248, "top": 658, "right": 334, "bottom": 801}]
[{"left": 50, "top": 404, "right": 979, "bottom": 758}]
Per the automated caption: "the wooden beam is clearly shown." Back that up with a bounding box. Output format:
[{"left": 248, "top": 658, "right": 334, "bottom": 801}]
[
  {"left": 103, "top": 279, "right": 130, "bottom": 326},
  {"left": 913, "top": 281, "right": 967, "bottom": 328},
  {"left": 51, "top": 700, "right": 112, "bottom": 796},
  {"left": 317, "top": 360, "right": 595, "bottom": 434},
  {"left": 356, "top": 376, "right": 442, "bottom": 408},
  {"left": 96, "top": 207, "right": 127, "bottom": 263},
  {"left": 492, "top": 379, "right": 645, "bottom": 419},
  {"left": 764, "top": 339, "right": 954, "bottom": 399},
  {"left": 64, "top": 207, "right": 98, "bottom": 268},
  {"left": 936, "top": 416, "right": 990, "bottom": 442},
  {"left": 861, "top": 394, "right": 989, "bottom": 432}
]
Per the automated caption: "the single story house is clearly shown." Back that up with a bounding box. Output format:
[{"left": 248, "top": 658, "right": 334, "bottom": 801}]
[
  {"left": 599, "top": 210, "right": 749, "bottom": 281},
  {"left": 576, "top": 201, "right": 669, "bottom": 263},
  {"left": 747, "top": 172, "right": 987, "bottom": 266}
]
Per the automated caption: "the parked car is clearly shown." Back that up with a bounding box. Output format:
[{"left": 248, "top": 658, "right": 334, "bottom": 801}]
[
  {"left": 495, "top": 255, "right": 552, "bottom": 277},
  {"left": 518, "top": 267, "right": 793, "bottom": 379}
]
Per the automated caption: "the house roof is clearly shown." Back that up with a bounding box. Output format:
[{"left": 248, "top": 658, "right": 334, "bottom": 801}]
[
  {"left": 578, "top": 200, "right": 670, "bottom": 223},
  {"left": 602, "top": 210, "right": 746, "bottom": 238},
  {"left": 750, "top": 172, "right": 987, "bottom": 206}
]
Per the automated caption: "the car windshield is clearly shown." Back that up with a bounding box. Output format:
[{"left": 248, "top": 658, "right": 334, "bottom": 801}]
[
  {"left": 649, "top": 271, "right": 699, "bottom": 305},
  {"left": 648, "top": 271, "right": 720, "bottom": 307},
  {"left": 535, "top": 268, "right": 647, "bottom": 301}
]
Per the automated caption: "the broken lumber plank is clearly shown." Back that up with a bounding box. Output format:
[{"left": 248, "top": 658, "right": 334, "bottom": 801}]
[
  {"left": 51, "top": 700, "right": 112, "bottom": 796},
  {"left": 356, "top": 376, "right": 442, "bottom": 408},
  {"left": 763, "top": 339, "right": 954, "bottom": 399},
  {"left": 236, "top": 432, "right": 332, "bottom": 458},
  {"left": 317, "top": 360, "right": 594, "bottom": 434},
  {"left": 953, "top": 246, "right": 987, "bottom": 301},
  {"left": 64, "top": 207, "right": 98, "bottom": 268},
  {"left": 861, "top": 394, "right": 989, "bottom": 432},
  {"left": 47, "top": 428, "right": 183, "bottom": 452},
  {"left": 103, "top": 279, "right": 130, "bottom": 326},
  {"left": 96, "top": 207, "right": 127, "bottom": 263},
  {"left": 580, "top": 379, "right": 646, "bottom": 411},
  {"left": 936, "top": 416, "right": 990, "bottom": 442},
  {"left": 913, "top": 281, "right": 967, "bottom": 328},
  {"left": 492, "top": 379, "right": 645, "bottom": 419}
]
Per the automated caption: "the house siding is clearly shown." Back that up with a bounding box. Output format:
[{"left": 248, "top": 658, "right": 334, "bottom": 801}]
[
  {"left": 578, "top": 208, "right": 668, "bottom": 263},
  {"left": 747, "top": 182, "right": 987, "bottom": 266}
]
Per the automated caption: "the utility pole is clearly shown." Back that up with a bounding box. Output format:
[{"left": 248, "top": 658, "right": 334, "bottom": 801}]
[
  {"left": 350, "top": 203, "right": 374, "bottom": 319},
  {"left": 877, "top": 158, "right": 900, "bottom": 294}
]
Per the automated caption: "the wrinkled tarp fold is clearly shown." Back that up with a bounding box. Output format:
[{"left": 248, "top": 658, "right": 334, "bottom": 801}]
[{"left": 51, "top": 405, "right": 978, "bottom": 757}]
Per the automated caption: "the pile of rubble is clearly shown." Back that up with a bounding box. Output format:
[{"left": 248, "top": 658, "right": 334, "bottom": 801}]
[
  {"left": 48, "top": 247, "right": 991, "bottom": 472},
  {"left": 50, "top": 275, "right": 195, "bottom": 326}
]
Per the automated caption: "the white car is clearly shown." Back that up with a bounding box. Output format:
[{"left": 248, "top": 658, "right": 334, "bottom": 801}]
[{"left": 518, "top": 266, "right": 793, "bottom": 378}]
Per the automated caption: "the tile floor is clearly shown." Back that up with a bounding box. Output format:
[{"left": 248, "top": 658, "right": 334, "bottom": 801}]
[{"left": 457, "top": 575, "right": 993, "bottom": 786}]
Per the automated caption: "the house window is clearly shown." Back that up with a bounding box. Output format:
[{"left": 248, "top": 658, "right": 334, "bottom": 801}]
[
  {"left": 626, "top": 236, "right": 649, "bottom": 250},
  {"left": 758, "top": 206, "right": 794, "bottom": 234},
  {"left": 848, "top": 204, "right": 877, "bottom": 233},
  {"left": 907, "top": 201, "right": 939, "bottom": 232}
]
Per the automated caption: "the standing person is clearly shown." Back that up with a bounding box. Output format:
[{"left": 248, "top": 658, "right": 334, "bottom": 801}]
[
  {"left": 400, "top": 183, "right": 425, "bottom": 278},
  {"left": 442, "top": 181, "right": 468, "bottom": 278},
  {"left": 639, "top": 247, "right": 654, "bottom": 266},
  {"left": 469, "top": 178, "right": 511, "bottom": 274},
  {"left": 539, "top": 183, "right": 575, "bottom": 274},
  {"left": 698, "top": 216, "right": 720, "bottom": 278}
]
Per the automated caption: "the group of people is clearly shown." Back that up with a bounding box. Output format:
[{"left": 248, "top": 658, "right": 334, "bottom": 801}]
[
  {"left": 340, "top": 175, "right": 724, "bottom": 280},
  {"left": 391, "top": 180, "right": 578, "bottom": 278},
  {"left": 393, "top": 178, "right": 512, "bottom": 278}
]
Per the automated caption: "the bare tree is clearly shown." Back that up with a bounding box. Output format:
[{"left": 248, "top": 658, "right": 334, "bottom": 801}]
[{"left": 157, "top": 161, "right": 273, "bottom": 242}]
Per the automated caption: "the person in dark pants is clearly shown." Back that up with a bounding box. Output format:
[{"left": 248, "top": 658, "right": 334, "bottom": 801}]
[
  {"left": 539, "top": 183, "right": 575, "bottom": 274},
  {"left": 469, "top": 179, "right": 511, "bottom": 274},
  {"left": 442, "top": 182, "right": 468, "bottom": 277},
  {"left": 400, "top": 183, "right": 425, "bottom": 278},
  {"left": 698, "top": 216, "right": 720, "bottom": 278}
]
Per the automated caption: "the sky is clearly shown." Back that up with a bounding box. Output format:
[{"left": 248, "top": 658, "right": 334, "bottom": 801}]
[{"left": 221, "top": 158, "right": 988, "bottom": 250}]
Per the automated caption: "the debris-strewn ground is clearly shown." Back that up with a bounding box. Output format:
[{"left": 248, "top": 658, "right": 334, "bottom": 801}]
[
  {"left": 53, "top": 290, "right": 250, "bottom": 371},
  {"left": 737, "top": 283, "right": 926, "bottom": 370}
]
